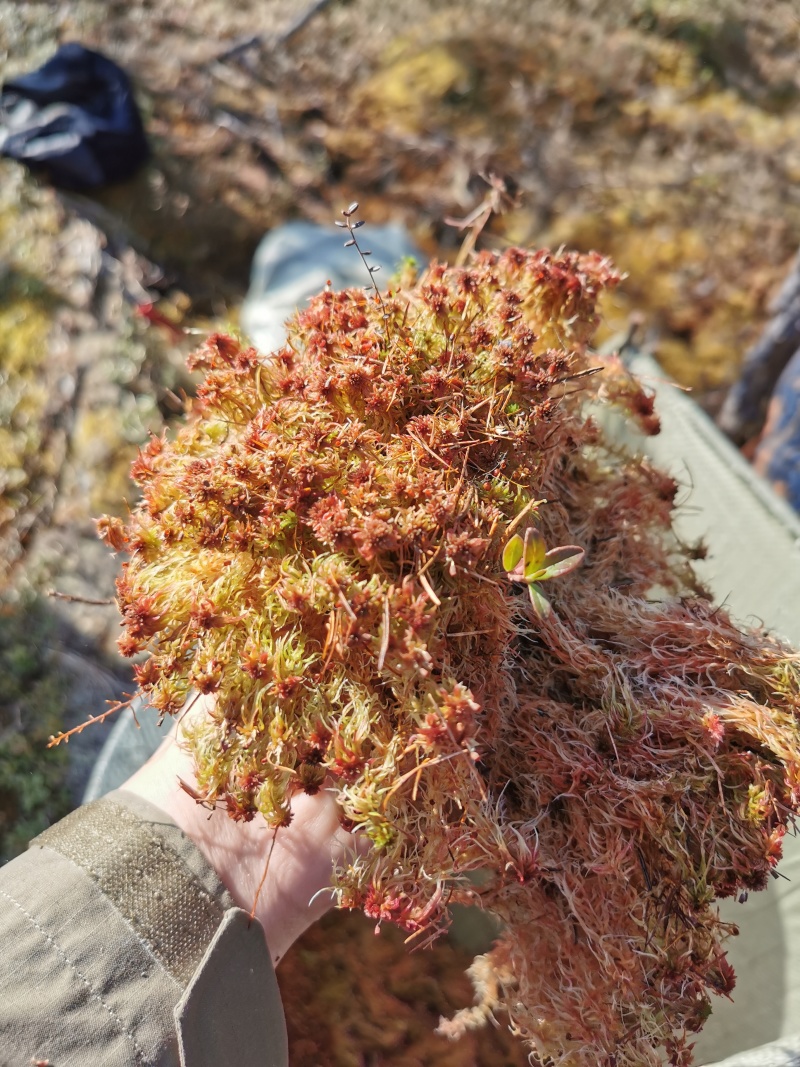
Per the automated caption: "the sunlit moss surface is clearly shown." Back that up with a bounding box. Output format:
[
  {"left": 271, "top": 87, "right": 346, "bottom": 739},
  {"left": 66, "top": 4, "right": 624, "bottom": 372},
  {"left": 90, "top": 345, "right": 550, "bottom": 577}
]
[{"left": 93, "top": 251, "right": 800, "bottom": 1066}]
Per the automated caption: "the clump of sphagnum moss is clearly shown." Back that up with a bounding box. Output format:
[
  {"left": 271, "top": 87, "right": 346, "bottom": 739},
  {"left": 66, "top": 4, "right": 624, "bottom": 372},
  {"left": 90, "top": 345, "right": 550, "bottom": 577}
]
[{"left": 89, "top": 237, "right": 800, "bottom": 1067}]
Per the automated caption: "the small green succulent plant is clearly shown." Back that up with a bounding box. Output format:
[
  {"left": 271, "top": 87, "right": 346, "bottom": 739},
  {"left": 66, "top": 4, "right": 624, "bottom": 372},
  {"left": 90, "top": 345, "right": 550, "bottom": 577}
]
[{"left": 502, "top": 526, "right": 584, "bottom": 617}]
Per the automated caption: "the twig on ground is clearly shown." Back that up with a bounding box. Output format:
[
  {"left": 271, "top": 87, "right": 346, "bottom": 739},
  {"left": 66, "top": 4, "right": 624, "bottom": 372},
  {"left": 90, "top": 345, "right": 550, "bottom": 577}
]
[
  {"left": 214, "top": 0, "right": 334, "bottom": 65},
  {"left": 445, "top": 172, "right": 520, "bottom": 266}
]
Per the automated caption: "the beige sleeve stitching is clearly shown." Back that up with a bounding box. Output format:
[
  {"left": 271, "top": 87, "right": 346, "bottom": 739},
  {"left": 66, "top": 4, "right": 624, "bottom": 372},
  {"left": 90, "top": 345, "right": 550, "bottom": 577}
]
[{"left": 0, "top": 884, "right": 146, "bottom": 1064}]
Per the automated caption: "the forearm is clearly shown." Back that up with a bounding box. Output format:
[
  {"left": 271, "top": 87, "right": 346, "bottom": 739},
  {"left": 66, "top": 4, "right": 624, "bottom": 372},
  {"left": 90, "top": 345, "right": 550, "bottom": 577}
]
[
  {"left": 0, "top": 787, "right": 287, "bottom": 1067},
  {"left": 0, "top": 699, "right": 355, "bottom": 1065}
]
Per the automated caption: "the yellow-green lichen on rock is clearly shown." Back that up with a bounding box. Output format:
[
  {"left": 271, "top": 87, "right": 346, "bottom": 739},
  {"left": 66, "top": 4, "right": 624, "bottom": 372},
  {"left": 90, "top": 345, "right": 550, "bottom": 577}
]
[
  {"left": 0, "top": 266, "right": 62, "bottom": 579},
  {"left": 353, "top": 42, "right": 476, "bottom": 133}
]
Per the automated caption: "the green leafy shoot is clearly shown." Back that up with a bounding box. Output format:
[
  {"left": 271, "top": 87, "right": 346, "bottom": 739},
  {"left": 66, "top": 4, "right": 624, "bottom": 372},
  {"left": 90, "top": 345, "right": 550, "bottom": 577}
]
[{"left": 502, "top": 527, "right": 585, "bottom": 617}]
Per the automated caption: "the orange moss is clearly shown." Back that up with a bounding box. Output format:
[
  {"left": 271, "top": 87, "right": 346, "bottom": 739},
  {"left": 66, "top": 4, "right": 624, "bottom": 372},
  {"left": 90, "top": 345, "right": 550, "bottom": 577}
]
[
  {"left": 98, "top": 248, "right": 800, "bottom": 1066},
  {"left": 280, "top": 910, "right": 527, "bottom": 1067}
]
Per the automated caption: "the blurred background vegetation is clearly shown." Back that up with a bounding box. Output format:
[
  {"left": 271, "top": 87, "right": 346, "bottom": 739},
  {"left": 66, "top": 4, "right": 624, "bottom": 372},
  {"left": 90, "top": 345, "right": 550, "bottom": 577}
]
[{"left": 1, "top": 1, "right": 798, "bottom": 1062}]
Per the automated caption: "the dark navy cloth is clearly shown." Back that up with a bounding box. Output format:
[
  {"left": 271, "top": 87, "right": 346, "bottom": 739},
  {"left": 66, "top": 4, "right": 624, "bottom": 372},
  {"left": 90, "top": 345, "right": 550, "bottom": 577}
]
[
  {"left": 754, "top": 345, "right": 800, "bottom": 511},
  {"left": 0, "top": 43, "right": 149, "bottom": 189}
]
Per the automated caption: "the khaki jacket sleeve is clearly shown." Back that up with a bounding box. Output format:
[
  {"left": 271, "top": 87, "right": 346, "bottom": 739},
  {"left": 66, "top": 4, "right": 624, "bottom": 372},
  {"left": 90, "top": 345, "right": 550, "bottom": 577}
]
[{"left": 0, "top": 790, "right": 287, "bottom": 1067}]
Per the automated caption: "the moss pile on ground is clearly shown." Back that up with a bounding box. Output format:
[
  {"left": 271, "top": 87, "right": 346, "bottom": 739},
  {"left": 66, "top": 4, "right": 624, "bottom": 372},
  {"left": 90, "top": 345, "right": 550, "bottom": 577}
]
[{"left": 279, "top": 909, "right": 527, "bottom": 1067}]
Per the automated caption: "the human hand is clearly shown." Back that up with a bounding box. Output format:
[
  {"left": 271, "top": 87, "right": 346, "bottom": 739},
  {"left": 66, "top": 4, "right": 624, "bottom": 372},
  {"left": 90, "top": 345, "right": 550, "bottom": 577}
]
[{"left": 122, "top": 695, "right": 362, "bottom": 965}]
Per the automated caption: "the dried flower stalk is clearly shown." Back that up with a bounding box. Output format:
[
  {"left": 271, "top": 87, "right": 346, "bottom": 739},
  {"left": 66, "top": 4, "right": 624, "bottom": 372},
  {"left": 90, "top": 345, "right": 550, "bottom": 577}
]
[{"left": 92, "top": 246, "right": 800, "bottom": 1067}]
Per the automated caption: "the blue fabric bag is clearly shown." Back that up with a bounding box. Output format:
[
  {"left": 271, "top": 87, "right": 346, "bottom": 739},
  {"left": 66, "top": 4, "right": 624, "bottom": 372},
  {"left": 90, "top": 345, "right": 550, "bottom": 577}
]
[{"left": 0, "top": 43, "right": 149, "bottom": 189}]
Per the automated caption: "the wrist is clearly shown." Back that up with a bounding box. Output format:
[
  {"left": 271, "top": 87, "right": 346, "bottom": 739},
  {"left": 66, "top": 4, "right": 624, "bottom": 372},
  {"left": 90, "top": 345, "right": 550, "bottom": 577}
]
[{"left": 122, "top": 713, "right": 350, "bottom": 964}]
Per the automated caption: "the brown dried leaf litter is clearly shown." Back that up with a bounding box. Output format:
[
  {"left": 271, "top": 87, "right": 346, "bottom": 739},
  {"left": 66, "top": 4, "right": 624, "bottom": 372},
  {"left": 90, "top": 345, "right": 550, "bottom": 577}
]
[{"left": 93, "top": 247, "right": 800, "bottom": 1066}]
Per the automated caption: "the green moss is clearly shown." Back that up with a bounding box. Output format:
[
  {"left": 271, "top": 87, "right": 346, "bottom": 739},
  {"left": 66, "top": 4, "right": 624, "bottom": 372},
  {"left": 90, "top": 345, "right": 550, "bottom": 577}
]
[
  {"left": 354, "top": 43, "right": 476, "bottom": 133},
  {"left": 0, "top": 598, "right": 71, "bottom": 863},
  {"left": 0, "top": 271, "right": 61, "bottom": 569}
]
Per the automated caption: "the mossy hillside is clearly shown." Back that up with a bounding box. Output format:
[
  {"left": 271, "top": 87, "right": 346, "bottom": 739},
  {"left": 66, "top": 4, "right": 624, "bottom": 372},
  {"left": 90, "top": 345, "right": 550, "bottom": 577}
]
[
  {"left": 4, "top": 0, "right": 794, "bottom": 390},
  {"left": 328, "top": 10, "right": 800, "bottom": 394}
]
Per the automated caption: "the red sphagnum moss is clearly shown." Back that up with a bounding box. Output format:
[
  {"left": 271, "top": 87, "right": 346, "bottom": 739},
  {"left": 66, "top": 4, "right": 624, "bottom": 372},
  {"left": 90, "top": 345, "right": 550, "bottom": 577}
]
[{"left": 93, "top": 247, "right": 800, "bottom": 1066}]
